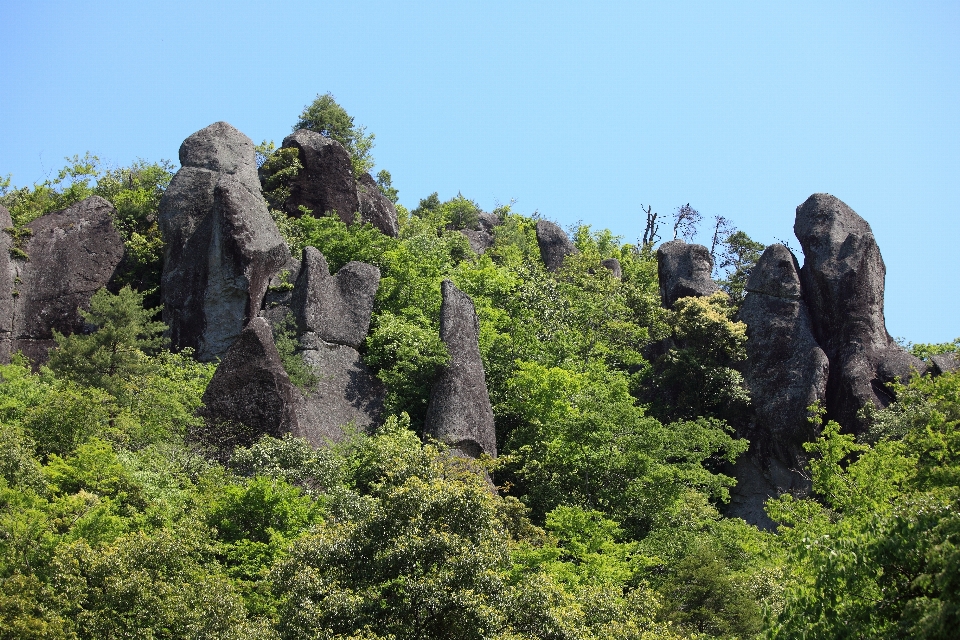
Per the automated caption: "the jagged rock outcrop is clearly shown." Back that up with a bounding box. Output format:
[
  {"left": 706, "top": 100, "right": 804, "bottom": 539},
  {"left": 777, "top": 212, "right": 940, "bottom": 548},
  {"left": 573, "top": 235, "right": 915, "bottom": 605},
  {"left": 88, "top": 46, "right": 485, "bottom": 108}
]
[
  {"left": 461, "top": 212, "right": 501, "bottom": 255},
  {"left": 930, "top": 353, "right": 960, "bottom": 376},
  {"left": 6, "top": 196, "right": 124, "bottom": 364},
  {"left": 536, "top": 220, "right": 577, "bottom": 271},
  {"left": 357, "top": 172, "right": 399, "bottom": 237},
  {"left": 160, "top": 121, "right": 289, "bottom": 361},
  {"left": 656, "top": 239, "right": 718, "bottom": 308},
  {"left": 199, "top": 317, "right": 300, "bottom": 450},
  {"left": 425, "top": 280, "right": 496, "bottom": 458},
  {"left": 291, "top": 246, "right": 379, "bottom": 349},
  {"left": 729, "top": 244, "right": 829, "bottom": 528},
  {"left": 277, "top": 129, "right": 359, "bottom": 223},
  {"left": 200, "top": 315, "right": 386, "bottom": 452},
  {"left": 601, "top": 258, "right": 622, "bottom": 279},
  {"left": 279, "top": 246, "right": 386, "bottom": 442},
  {"left": 296, "top": 332, "right": 387, "bottom": 444},
  {"left": 795, "top": 194, "right": 922, "bottom": 432}
]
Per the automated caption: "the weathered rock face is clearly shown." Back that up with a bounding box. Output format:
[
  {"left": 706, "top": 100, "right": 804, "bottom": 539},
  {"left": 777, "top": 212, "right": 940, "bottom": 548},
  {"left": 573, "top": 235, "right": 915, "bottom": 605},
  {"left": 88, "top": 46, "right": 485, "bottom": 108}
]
[
  {"left": 249, "top": 247, "right": 386, "bottom": 447},
  {"left": 461, "top": 212, "right": 501, "bottom": 255},
  {"left": 601, "top": 258, "right": 622, "bottom": 279},
  {"left": 199, "top": 317, "right": 300, "bottom": 450},
  {"left": 356, "top": 172, "right": 399, "bottom": 237},
  {"left": 657, "top": 239, "right": 718, "bottom": 308},
  {"left": 729, "top": 244, "right": 829, "bottom": 528},
  {"left": 536, "top": 220, "right": 577, "bottom": 271},
  {"left": 425, "top": 280, "right": 497, "bottom": 458},
  {"left": 291, "top": 247, "right": 379, "bottom": 349},
  {"left": 930, "top": 353, "right": 960, "bottom": 376},
  {"left": 295, "top": 333, "right": 387, "bottom": 445},
  {"left": 795, "top": 193, "right": 922, "bottom": 431},
  {"left": 160, "top": 122, "right": 289, "bottom": 361},
  {"left": 279, "top": 129, "right": 359, "bottom": 223},
  {"left": 7, "top": 197, "right": 125, "bottom": 364}
]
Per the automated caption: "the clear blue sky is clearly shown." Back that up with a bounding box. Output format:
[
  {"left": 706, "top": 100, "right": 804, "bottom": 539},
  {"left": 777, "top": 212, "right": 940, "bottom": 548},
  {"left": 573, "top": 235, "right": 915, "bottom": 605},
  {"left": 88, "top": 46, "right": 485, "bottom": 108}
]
[{"left": 2, "top": 1, "right": 957, "bottom": 344}]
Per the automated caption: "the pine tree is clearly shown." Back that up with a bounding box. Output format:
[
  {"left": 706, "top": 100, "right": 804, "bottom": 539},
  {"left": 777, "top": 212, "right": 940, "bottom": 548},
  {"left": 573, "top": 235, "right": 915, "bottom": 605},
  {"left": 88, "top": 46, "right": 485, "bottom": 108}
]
[{"left": 48, "top": 286, "right": 166, "bottom": 396}]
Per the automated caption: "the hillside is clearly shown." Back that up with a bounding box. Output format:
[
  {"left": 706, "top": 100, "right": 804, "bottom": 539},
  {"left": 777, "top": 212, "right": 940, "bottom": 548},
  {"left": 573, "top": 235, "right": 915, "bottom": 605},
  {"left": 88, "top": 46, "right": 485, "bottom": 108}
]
[{"left": 1, "top": 105, "right": 958, "bottom": 640}]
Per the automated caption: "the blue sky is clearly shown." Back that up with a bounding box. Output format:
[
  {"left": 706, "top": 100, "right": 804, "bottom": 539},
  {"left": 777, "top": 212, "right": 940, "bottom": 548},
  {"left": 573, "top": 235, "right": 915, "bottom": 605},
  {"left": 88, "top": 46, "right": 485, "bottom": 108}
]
[{"left": 2, "top": 0, "right": 958, "bottom": 344}]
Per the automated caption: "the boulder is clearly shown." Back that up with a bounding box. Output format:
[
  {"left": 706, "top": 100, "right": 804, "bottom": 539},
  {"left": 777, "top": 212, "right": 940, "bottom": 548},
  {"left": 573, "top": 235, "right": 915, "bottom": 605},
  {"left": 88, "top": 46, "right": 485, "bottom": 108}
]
[
  {"left": 0, "top": 205, "right": 14, "bottom": 362},
  {"left": 656, "top": 239, "right": 718, "bottom": 308},
  {"left": 930, "top": 352, "right": 959, "bottom": 376},
  {"left": 160, "top": 122, "right": 289, "bottom": 361},
  {"left": 295, "top": 333, "right": 387, "bottom": 445},
  {"left": 795, "top": 194, "right": 922, "bottom": 431},
  {"left": 729, "top": 244, "right": 829, "bottom": 528},
  {"left": 199, "top": 317, "right": 300, "bottom": 451},
  {"left": 461, "top": 212, "right": 501, "bottom": 255},
  {"left": 277, "top": 129, "right": 359, "bottom": 223},
  {"left": 424, "top": 280, "right": 497, "bottom": 458},
  {"left": 290, "top": 246, "right": 379, "bottom": 349},
  {"left": 601, "top": 258, "right": 622, "bottom": 279},
  {"left": 536, "top": 220, "right": 577, "bottom": 271},
  {"left": 356, "top": 172, "right": 399, "bottom": 237},
  {"left": 8, "top": 196, "right": 125, "bottom": 364}
]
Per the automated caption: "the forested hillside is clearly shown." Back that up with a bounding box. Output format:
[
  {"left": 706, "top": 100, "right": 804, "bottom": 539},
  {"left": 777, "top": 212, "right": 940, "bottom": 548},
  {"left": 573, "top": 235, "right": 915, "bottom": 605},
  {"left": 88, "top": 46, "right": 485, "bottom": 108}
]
[{"left": 1, "top": 97, "right": 958, "bottom": 639}]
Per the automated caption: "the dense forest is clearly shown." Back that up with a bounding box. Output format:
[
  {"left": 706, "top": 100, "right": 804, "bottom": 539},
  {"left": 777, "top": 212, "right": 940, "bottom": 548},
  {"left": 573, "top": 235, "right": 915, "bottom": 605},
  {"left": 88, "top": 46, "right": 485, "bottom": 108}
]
[{"left": 1, "top": 95, "right": 958, "bottom": 639}]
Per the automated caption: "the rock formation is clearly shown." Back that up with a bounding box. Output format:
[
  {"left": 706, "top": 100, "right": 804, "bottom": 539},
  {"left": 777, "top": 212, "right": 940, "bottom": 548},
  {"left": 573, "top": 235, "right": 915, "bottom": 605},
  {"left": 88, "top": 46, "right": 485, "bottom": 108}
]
[
  {"left": 461, "top": 212, "right": 501, "bottom": 255},
  {"left": 930, "top": 353, "right": 959, "bottom": 376},
  {"left": 656, "top": 239, "right": 718, "bottom": 308},
  {"left": 425, "top": 280, "right": 497, "bottom": 458},
  {"left": 601, "top": 258, "right": 622, "bottom": 279},
  {"left": 5, "top": 196, "right": 125, "bottom": 364},
  {"left": 795, "top": 193, "right": 922, "bottom": 432},
  {"left": 729, "top": 244, "right": 829, "bottom": 528},
  {"left": 286, "top": 247, "right": 386, "bottom": 443},
  {"left": 536, "top": 220, "right": 577, "bottom": 271},
  {"left": 275, "top": 129, "right": 360, "bottom": 223},
  {"left": 199, "top": 317, "right": 301, "bottom": 450},
  {"left": 357, "top": 172, "right": 400, "bottom": 237},
  {"left": 159, "top": 121, "right": 289, "bottom": 361},
  {"left": 202, "top": 246, "right": 387, "bottom": 451},
  {"left": 296, "top": 332, "right": 386, "bottom": 445},
  {"left": 291, "top": 247, "right": 379, "bottom": 349}
]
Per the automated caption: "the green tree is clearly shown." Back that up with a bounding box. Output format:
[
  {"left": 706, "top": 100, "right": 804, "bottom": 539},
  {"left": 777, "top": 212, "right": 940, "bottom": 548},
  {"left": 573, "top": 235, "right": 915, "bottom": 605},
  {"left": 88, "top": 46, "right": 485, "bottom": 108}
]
[
  {"left": 294, "top": 93, "right": 375, "bottom": 176},
  {"left": 638, "top": 292, "right": 751, "bottom": 424},
  {"left": 376, "top": 169, "right": 399, "bottom": 204},
  {"left": 48, "top": 287, "right": 166, "bottom": 398},
  {"left": 717, "top": 231, "right": 765, "bottom": 306}
]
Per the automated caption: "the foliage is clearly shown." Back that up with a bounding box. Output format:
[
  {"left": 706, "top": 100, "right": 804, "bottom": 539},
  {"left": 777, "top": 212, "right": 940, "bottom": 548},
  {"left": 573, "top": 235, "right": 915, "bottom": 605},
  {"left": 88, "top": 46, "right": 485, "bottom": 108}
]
[
  {"left": 767, "top": 372, "right": 960, "bottom": 639},
  {"left": 716, "top": 230, "right": 765, "bottom": 307},
  {"left": 375, "top": 169, "right": 399, "bottom": 204},
  {"left": 501, "top": 361, "right": 746, "bottom": 539},
  {"left": 259, "top": 146, "right": 303, "bottom": 213},
  {"left": 638, "top": 292, "right": 750, "bottom": 424},
  {"left": 271, "top": 313, "right": 318, "bottom": 390},
  {"left": 909, "top": 337, "right": 960, "bottom": 361},
  {"left": 48, "top": 287, "right": 166, "bottom": 399}
]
